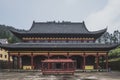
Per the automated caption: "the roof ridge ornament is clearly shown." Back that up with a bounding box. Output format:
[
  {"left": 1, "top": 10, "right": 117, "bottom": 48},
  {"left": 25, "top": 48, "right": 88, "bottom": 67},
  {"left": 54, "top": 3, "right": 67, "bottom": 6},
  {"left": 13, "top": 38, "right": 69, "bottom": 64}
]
[
  {"left": 33, "top": 20, "right": 35, "bottom": 23},
  {"left": 82, "top": 21, "right": 85, "bottom": 24}
]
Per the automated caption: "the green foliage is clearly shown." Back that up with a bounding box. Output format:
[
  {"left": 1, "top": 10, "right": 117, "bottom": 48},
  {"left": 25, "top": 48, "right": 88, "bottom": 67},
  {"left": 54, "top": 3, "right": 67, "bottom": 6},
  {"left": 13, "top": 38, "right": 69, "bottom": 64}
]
[
  {"left": 0, "top": 25, "right": 21, "bottom": 43},
  {"left": 109, "top": 46, "right": 120, "bottom": 59}
]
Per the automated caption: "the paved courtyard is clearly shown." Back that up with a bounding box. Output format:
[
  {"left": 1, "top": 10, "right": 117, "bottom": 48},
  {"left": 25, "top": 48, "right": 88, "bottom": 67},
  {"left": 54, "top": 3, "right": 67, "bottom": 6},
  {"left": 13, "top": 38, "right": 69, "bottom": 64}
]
[{"left": 0, "top": 71, "right": 120, "bottom": 80}]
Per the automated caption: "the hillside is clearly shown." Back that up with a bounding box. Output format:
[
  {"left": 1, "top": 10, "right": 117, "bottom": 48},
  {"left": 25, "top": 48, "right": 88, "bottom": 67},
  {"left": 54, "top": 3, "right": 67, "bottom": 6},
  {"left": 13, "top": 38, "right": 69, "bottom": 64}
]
[{"left": 0, "top": 25, "right": 21, "bottom": 43}]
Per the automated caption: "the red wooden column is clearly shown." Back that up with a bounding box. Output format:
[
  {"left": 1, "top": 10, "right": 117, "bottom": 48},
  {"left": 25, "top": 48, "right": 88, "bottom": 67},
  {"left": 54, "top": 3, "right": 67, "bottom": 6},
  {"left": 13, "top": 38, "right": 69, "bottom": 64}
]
[
  {"left": 31, "top": 53, "right": 34, "bottom": 69},
  {"left": 67, "top": 52, "right": 69, "bottom": 59},
  {"left": 42, "top": 62, "right": 43, "bottom": 70},
  {"left": 96, "top": 53, "right": 99, "bottom": 69},
  {"left": 48, "top": 52, "right": 50, "bottom": 69},
  {"left": 18, "top": 53, "right": 21, "bottom": 69},
  {"left": 67, "top": 62, "right": 69, "bottom": 70},
  {"left": 48, "top": 52, "right": 50, "bottom": 59},
  {"left": 8, "top": 52, "right": 10, "bottom": 69},
  {"left": 72, "top": 62, "right": 74, "bottom": 69},
  {"left": 62, "top": 63, "right": 64, "bottom": 70},
  {"left": 48, "top": 63, "right": 50, "bottom": 70},
  {"left": 83, "top": 53, "right": 86, "bottom": 70},
  {"left": 98, "top": 56, "right": 99, "bottom": 67},
  {"left": 106, "top": 53, "right": 108, "bottom": 69},
  {"left": 48, "top": 52, "right": 50, "bottom": 70}
]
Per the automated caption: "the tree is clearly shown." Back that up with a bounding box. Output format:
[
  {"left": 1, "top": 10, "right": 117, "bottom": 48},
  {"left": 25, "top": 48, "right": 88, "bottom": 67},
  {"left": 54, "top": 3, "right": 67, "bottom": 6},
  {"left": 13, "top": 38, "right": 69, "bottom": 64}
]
[{"left": 0, "top": 25, "right": 21, "bottom": 43}]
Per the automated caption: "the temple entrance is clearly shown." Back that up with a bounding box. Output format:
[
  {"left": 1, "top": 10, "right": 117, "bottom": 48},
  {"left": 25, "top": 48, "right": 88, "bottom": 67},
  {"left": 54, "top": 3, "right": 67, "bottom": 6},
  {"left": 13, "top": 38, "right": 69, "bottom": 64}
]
[
  {"left": 70, "top": 55, "right": 83, "bottom": 69},
  {"left": 86, "top": 55, "right": 95, "bottom": 69},
  {"left": 33, "top": 55, "right": 47, "bottom": 69},
  {"left": 21, "top": 55, "right": 31, "bottom": 69}
]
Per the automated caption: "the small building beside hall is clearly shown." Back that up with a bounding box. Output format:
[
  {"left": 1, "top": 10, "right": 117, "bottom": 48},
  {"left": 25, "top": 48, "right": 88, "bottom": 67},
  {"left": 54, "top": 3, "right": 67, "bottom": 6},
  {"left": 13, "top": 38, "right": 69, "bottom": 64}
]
[
  {"left": 0, "top": 39, "right": 12, "bottom": 61},
  {"left": 0, "top": 21, "right": 119, "bottom": 72},
  {"left": 0, "top": 39, "right": 12, "bottom": 69}
]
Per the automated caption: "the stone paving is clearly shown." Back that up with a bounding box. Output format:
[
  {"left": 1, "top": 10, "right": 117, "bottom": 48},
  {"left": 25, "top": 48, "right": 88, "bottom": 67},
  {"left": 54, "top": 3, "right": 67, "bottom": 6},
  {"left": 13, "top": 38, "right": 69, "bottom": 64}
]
[{"left": 0, "top": 71, "right": 120, "bottom": 80}]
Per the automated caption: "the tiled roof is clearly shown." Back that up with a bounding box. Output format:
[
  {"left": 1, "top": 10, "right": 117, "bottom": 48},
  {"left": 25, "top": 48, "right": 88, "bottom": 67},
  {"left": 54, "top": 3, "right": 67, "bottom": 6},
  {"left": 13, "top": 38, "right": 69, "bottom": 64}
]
[
  {"left": 10, "top": 21, "right": 107, "bottom": 34},
  {"left": 1, "top": 43, "right": 118, "bottom": 51},
  {"left": 10, "top": 21, "right": 107, "bottom": 39},
  {"left": 29, "top": 21, "right": 89, "bottom": 33}
]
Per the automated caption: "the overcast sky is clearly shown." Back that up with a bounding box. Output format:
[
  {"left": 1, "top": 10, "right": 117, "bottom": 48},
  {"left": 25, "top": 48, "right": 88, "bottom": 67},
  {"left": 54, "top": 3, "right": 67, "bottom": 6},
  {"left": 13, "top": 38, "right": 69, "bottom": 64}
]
[{"left": 0, "top": 0, "right": 120, "bottom": 33}]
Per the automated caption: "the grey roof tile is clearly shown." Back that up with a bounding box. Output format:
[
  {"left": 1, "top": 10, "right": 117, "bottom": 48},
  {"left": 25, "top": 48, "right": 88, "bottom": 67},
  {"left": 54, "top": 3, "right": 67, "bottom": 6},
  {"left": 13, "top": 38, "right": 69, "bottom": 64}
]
[
  {"left": 29, "top": 22, "right": 89, "bottom": 33},
  {"left": 1, "top": 43, "right": 118, "bottom": 49},
  {"left": 10, "top": 21, "right": 107, "bottom": 39}
]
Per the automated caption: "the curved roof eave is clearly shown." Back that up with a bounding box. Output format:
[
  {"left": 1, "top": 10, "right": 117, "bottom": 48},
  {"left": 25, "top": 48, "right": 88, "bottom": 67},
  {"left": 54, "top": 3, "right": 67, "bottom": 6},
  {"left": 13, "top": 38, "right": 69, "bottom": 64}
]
[
  {"left": 1, "top": 43, "right": 119, "bottom": 51},
  {"left": 89, "top": 28, "right": 107, "bottom": 39},
  {"left": 10, "top": 29, "right": 28, "bottom": 38},
  {"left": 90, "top": 28, "right": 107, "bottom": 35},
  {"left": 9, "top": 28, "right": 107, "bottom": 40},
  {"left": 10, "top": 27, "right": 107, "bottom": 35}
]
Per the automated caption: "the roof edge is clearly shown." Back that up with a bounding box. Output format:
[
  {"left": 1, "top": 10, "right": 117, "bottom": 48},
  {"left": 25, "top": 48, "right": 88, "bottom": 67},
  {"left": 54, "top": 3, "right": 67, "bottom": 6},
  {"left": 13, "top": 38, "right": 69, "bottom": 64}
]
[{"left": 90, "top": 28, "right": 107, "bottom": 34}]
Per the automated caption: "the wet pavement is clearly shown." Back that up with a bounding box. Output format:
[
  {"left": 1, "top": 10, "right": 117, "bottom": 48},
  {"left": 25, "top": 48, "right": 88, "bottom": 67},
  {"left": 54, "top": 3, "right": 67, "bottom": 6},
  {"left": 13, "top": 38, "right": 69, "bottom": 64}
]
[{"left": 0, "top": 71, "right": 120, "bottom": 80}]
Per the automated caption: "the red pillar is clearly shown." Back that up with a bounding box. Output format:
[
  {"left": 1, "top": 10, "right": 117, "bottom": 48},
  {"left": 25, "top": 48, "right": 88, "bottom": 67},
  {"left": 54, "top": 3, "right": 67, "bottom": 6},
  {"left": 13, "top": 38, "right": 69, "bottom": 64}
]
[
  {"left": 106, "top": 53, "right": 108, "bottom": 69},
  {"left": 98, "top": 57, "right": 99, "bottom": 66},
  {"left": 48, "top": 52, "right": 50, "bottom": 59},
  {"left": 12, "top": 56, "right": 14, "bottom": 69},
  {"left": 31, "top": 53, "right": 34, "bottom": 69},
  {"left": 8, "top": 52, "right": 10, "bottom": 69},
  {"left": 67, "top": 52, "right": 69, "bottom": 59},
  {"left": 72, "top": 62, "right": 74, "bottom": 69},
  {"left": 96, "top": 53, "right": 99, "bottom": 69},
  {"left": 42, "top": 62, "right": 43, "bottom": 70},
  {"left": 48, "top": 63, "right": 50, "bottom": 69},
  {"left": 52, "top": 63, "right": 54, "bottom": 70},
  {"left": 67, "top": 62, "right": 69, "bottom": 70},
  {"left": 83, "top": 53, "right": 86, "bottom": 70},
  {"left": 18, "top": 53, "right": 21, "bottom": 69},
  {"left": 62, "top": 63, "right": 64, "bottom": 70}
]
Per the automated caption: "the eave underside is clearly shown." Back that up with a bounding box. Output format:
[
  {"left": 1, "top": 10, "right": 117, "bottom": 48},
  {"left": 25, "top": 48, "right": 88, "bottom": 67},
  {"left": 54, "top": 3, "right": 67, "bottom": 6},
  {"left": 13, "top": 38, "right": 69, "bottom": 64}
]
[
  {"left": 1, "top": 43, "right": 118, "bottom": 52},
  {"left": 3, "top": 48, "right": 112, "bottom": 52},
  {"left": 14, "top": 33, "right": 102, "bottom": 39}
]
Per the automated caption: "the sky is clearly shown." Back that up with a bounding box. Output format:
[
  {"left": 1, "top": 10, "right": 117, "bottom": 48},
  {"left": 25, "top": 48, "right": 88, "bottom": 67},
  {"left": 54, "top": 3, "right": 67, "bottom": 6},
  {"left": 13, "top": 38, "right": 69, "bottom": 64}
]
[{"left": 0, "top": 0, "right": 120, "bottom": 33}]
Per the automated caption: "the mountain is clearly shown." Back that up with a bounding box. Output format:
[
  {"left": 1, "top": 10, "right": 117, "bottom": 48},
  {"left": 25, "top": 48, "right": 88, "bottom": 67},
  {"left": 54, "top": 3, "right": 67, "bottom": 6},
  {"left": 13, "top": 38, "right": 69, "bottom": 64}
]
[{"left": 0, "top": 25, "right": 21, "bottom": 43}]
